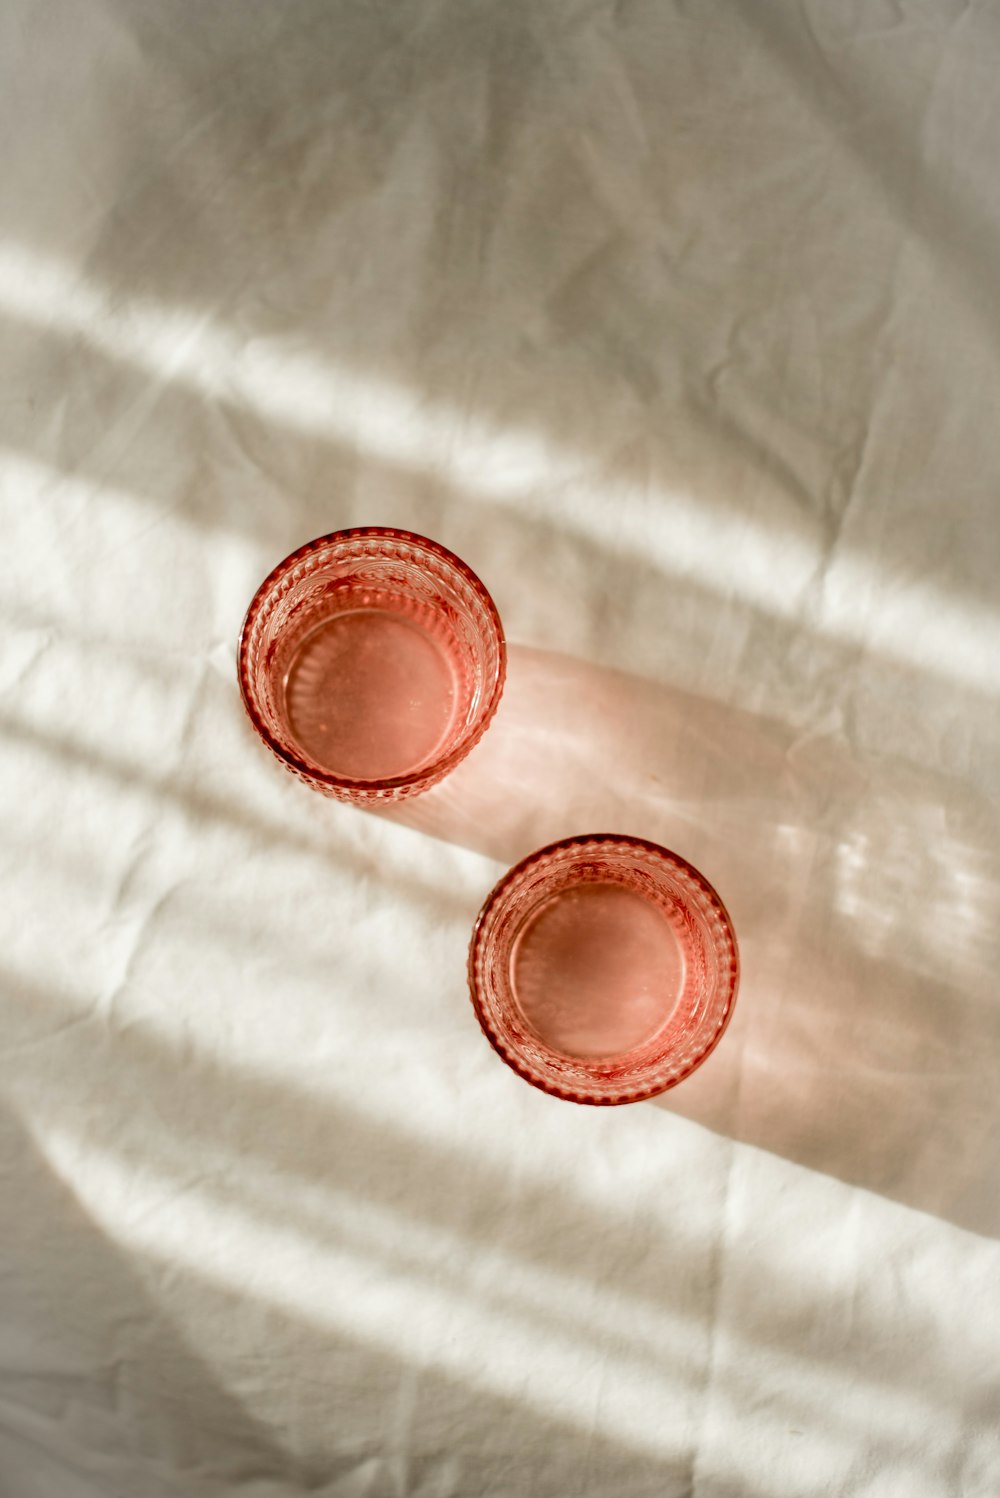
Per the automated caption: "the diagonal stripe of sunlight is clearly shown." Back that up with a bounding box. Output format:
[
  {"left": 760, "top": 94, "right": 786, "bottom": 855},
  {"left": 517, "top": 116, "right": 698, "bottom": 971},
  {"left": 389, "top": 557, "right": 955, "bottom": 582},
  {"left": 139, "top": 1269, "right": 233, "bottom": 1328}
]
[
  {"left": 39, "top": 1116, "right": 951, "bottom": 1470},
  {"left": 41, "top": 1122, "right": 693, "bottom": 1464},
  {"left": 0, "top": 242, "right": 993, "bottom": 694}
]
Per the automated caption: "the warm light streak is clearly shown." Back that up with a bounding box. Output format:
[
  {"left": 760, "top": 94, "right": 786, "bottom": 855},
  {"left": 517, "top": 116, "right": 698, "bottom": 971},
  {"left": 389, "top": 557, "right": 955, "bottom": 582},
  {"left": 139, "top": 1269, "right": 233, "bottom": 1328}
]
[{"left": 0, "top": 243, "right": 992, "bottom": 693}]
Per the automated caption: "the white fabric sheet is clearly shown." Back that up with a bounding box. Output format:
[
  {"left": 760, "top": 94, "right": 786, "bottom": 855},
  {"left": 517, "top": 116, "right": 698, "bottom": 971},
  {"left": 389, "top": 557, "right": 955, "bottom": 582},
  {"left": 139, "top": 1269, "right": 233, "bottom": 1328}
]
[{"left": 2, "top": 2, "right": 999, "bottom": 1494}]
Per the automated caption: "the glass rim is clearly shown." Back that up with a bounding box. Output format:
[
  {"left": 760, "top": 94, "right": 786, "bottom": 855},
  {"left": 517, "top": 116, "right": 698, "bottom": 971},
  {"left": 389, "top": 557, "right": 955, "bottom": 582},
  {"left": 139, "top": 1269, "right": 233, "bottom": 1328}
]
[
  {"left": 467, "top": 833, "right": 740, "bottom": 1106},
  {"left": 237, "top": 526, "right": 507, "bottom": 794}
]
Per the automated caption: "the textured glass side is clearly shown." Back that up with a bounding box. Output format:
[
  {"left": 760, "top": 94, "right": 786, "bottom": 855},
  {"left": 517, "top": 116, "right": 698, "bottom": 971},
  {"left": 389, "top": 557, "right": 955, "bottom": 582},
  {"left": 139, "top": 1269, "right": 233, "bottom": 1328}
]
[
  {"left": 469, "top": 836, "right": 739, "bottom": 1105},
  {"left": 239, "top": 529, "right": 506, "bottom": 804}
]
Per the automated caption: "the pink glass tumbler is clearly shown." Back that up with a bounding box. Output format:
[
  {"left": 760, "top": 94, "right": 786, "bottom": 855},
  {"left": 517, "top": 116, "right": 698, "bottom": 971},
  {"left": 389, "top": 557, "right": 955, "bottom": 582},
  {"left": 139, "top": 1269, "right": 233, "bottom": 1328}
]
[
  {"left": 238, "top": 528, "right": 506, "bottom": 804},
  {"left": 469, "top": 835, "right": 739, "bottom": 1104}
]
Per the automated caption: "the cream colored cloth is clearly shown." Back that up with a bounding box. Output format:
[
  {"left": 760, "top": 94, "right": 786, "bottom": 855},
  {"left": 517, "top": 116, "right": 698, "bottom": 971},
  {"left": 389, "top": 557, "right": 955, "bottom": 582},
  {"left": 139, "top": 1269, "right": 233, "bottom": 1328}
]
[{"left": 1, "top": 2, "right": 998, "bottom": 1494}]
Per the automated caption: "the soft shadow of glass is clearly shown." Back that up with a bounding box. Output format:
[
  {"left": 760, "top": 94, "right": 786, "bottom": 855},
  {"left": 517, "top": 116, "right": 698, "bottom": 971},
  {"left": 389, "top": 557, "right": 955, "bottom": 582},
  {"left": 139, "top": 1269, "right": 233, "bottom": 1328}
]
[{"left": 386, "top": 644, "right": 1000, "bottom": 1238}]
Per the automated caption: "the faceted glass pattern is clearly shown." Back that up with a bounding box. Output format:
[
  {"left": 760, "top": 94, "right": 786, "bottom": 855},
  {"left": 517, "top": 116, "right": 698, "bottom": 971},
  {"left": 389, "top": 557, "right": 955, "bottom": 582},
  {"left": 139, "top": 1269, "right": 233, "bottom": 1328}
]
[
  {"left": 239, "top": 529, "right": 506, "bottom": 803},
  {"left": 469, "top": 836, "right": 739, "bottom": 1105}
]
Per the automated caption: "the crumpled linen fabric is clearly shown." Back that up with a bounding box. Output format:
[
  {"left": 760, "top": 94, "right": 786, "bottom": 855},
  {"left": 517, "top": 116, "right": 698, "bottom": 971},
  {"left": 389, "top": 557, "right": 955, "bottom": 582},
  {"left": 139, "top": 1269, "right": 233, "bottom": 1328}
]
[{"left": 1, "top": 2, "right": 999, "bottom": 1495}]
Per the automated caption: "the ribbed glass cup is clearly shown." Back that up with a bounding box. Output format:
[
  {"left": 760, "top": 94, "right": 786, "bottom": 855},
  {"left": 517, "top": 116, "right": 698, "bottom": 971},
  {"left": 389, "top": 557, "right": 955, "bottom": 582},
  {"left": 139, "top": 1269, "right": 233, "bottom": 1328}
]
[
  {"left": 469, "top": 835, "right": 739, "bottom": 1104},
  {"left": 238, "top": 528, "right": 506, "bottom": 804}
]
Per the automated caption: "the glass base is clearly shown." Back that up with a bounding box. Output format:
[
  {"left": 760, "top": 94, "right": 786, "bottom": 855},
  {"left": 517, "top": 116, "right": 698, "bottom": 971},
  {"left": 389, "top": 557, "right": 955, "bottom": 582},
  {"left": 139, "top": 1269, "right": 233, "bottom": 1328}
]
[
  {"left": 510, "top": 882, "right": 684, "bottom": 1059},
  {"left": 284, "top": 605, "right": 459, "bottom": 782}
]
